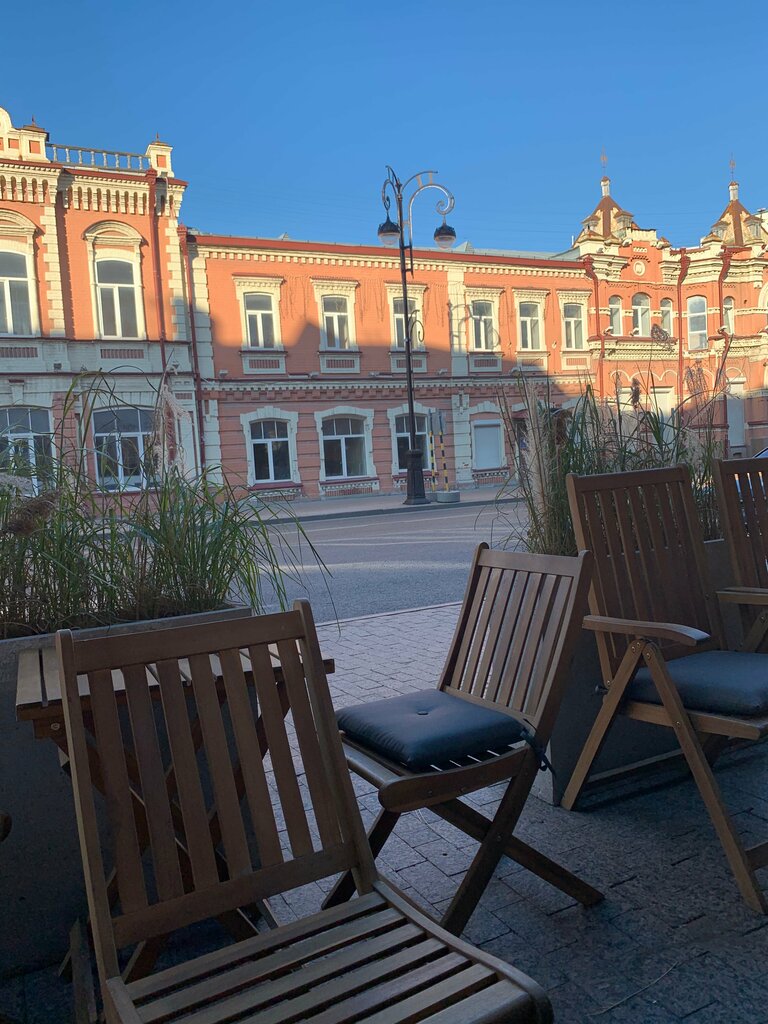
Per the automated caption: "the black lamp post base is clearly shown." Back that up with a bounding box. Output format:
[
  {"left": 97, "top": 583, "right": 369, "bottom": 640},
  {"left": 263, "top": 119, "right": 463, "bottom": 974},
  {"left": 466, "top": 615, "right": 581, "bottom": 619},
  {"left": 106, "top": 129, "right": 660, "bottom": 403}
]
[{"left": 404, "top": 448, "right": 429, "bottom": 505}]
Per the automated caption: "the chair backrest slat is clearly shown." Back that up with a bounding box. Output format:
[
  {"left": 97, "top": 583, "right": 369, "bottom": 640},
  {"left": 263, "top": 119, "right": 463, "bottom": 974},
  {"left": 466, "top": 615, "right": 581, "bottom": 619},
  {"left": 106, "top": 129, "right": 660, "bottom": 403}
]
[
  {"left": 714, "top": 458, "right": 768, "bottom": 590},
  {"left": 567, "top": 467, "right": 723, "bottom": 680},
  {"left": 439, "top": 546, "right": 592, "bottom": 739},
  {"left": 58, "top": 603, "right": 374, "bottom": 986}
]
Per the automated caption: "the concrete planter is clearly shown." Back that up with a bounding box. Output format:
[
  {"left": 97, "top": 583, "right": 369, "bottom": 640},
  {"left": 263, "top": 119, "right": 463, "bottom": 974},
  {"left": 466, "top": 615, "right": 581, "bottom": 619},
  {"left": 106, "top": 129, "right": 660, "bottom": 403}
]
[
  {"left": 435, "top": 490, "right": 461, "bottom": 504},
  {"left": 533, "top": 538, "right": 738, "bottom": 805},
  {"left": 0, "top": 606, "right": 251, "bottom": 976}
]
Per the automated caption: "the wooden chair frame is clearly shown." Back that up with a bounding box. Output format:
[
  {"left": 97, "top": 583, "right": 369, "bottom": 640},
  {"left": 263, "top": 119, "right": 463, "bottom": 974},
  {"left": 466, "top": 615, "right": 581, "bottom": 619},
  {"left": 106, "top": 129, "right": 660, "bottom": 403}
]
[
  {"left": 562, "top": 466, "right": 768, "bottom": 913},
  {"left": 713, "top": 456, "right": 768, "bottom": 652},
  {"left": 59, "top": 601, "right": 554, "bottom": 1024},
  {"left": 326, "top": 545, "right": 602, "bottom": 936}
]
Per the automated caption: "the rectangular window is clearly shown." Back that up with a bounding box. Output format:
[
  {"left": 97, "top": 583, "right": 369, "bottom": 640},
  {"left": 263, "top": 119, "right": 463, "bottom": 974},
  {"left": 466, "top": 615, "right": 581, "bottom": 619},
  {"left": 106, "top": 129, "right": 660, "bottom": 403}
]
[
  {"left": 322, "top": 416, "right": 366, "bottom": 477},
  {"left": 519, "top": 302, "right": 540, "bottom": 350},
  {"left": 471, "top": 300, "right": 494, "bottom": 350},
  {"left": 0, "top": 253, "right": 32, "bottom": 336},
  {"left": 393, "top": 297, "right": 417, "bottom": 348},
  {"left": 96, "top": 260, "right": 139, "bottom": 339},
  {"left": 250, "top": 419, "right": 291, "bottom": 481},
  {"left": 473, "top": 423, "right": 504, "bottom": 470},
  {"left": 93, "top": 407, "right": 155, "bottom": 490},
  {"left": 563, "top": 303, "right": 584, "bottom": 349},
  {"left": 245, "top": 293, "right": 276, "bottom": 348},
  {"left": 322, "top": 296, "right": 350, "bottom": 349},
  {"left": 688, "top": 297, "right": 708, "bottom": 350},
  {"left": 394, "top": 413, "right": 429, "bottom": 470}
]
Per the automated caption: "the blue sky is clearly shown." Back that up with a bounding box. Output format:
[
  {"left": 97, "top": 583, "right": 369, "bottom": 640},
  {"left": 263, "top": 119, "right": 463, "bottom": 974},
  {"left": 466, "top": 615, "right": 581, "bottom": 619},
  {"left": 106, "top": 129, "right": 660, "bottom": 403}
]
[{"left": 2, "top": 0, "right": 765, "bottom": 252}]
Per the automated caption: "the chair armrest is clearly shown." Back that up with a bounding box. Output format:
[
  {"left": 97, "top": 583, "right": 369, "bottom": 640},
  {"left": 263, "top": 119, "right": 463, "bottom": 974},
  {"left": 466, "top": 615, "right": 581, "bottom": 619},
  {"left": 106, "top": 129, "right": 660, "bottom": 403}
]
[
  {"left": 717, "top": 587, "right": 768, "bottom": 607},
  {"left": 105, "top": 978, "right": 144, "bottom": 1023},
  {"left": 583, "top": 615, "right": 710, "bottom": 646}
]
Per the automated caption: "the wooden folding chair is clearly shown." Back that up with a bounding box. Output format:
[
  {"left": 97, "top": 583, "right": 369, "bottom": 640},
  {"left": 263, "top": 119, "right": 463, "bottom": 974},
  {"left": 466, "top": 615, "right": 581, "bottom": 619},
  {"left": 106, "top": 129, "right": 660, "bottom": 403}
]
[
  {"left": 562, "top": 466, "right": 768, "bottom": 913},
  {"left": 713, "top": 456, "right": 768, "bottom": 652},
  {"left": 325, "top": 545, "right": 602, "bottom": 936},
  {"left": 58, "top": 602, "right": 553, "bottom": 1024}
]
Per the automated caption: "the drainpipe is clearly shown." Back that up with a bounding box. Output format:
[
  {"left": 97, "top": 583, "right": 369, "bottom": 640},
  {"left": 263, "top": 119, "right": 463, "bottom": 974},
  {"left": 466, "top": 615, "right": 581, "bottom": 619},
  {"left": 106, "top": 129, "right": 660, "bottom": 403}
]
[
  {"left": 583, "top": 256, "right": 603, "bottom": 396},
  {"left": 179, "top": 225, "right": 207, "bottom": 470},
  {"left": 146, "top": 168, "right": 168, "bottom": 371},
  {"left": 675, "top": 249, "right": 691, "bottom": 406}
]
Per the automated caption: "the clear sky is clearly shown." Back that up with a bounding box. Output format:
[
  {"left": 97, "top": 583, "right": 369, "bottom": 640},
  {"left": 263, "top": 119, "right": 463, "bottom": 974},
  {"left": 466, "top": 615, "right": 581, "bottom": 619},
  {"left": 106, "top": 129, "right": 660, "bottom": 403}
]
[{"left": 2, "top": 0, "right": 766, "bottom": 253}]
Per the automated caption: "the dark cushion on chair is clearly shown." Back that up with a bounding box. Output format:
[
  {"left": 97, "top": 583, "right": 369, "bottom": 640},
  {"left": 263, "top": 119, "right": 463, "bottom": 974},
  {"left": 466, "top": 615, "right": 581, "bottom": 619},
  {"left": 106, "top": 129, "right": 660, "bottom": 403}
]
[
  {"left": 629, "top": 650, "right": 768, "bottom": 716},
  {"left": 336, "top": 690, "right": 526, "bottom": 770}
]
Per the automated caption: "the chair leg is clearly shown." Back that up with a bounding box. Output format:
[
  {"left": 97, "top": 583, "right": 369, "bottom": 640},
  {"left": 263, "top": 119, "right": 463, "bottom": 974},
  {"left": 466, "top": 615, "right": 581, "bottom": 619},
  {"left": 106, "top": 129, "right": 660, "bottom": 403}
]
[
  {"left": 434, "top": 798, "right": 602, "bottom": 907},
  {"left": 323, "top": 808, "right": 400, "bottom": 909},
  {"left": 441, "top": 759, "right": 540, "bottom": 936},
  {"left": 643, "top": 643, "right": 768, "bottom": 914},
  {"left": 560, "top": 642, "right": 644, "bottom": 811}
]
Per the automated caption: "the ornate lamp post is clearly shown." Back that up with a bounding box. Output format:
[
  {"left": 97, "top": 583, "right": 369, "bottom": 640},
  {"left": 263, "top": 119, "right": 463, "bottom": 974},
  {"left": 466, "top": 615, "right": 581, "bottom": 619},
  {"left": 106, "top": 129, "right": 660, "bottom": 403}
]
[{"left": 378, "top": 167, "right": 456, "bottom": 504}]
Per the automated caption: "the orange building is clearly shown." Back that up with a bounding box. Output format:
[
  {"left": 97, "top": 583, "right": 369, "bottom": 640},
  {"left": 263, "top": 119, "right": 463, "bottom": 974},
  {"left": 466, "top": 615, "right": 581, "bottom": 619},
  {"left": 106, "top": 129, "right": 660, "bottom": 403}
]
[{"left": 2, "top": 103, "right": 768, "bottom": 498}]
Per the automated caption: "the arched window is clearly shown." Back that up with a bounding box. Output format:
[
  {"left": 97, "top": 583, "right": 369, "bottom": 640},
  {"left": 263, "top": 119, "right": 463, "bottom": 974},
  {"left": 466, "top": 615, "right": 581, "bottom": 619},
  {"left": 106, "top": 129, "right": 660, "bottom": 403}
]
[
  {"left": 470, "top": 300, "right": 495, "bottom": 350},
  {"left": 687, "top": 296, "right": 708, "bottom": 350},
  {"left": 321, "top": 416, "right": 366, "bottom": 477},
  {"left": 723, "top": 296, "right": 735, "bottom": 334},
  {"left": 96, "top": 260, "right": 139, "bottom": 339},
  {"left": 394, "top": 414, "right": 429, "bottom": 470},
  {"left": 660, "top": 298, "right": 674, "bottom": 335},
  {"left": 0, "top": 407, "right": 52, "bottom": 490},
  {"left": 632, "top": 293, "right": 651, "bottom": 335},
  {"left": 563, "top": 303, "right": 584, "bottom": 349},
  {"left": 518, "top": 302, "right": 540, "bottom": 349},
  {"left": 250, "top": 419, "right": 290, "bottom": 481},
  {"left": 93, "top": 407, "right": 155, "bottom": 490},
  {"left": 244, "top": 293, "right": 276, "bottom": 348},
  {"left": 0, "top": 252, "right": 32, "bottom": 336},
  {"left": 608, "top": 295, "right": 622, "bottom": 335}
]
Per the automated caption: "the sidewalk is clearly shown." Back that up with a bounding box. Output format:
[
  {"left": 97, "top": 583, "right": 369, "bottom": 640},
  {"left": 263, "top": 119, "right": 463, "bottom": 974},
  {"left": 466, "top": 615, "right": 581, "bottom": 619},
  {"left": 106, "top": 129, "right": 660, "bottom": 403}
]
[{"left": 269, "top": 483, "right": 520, "bottom": 524}]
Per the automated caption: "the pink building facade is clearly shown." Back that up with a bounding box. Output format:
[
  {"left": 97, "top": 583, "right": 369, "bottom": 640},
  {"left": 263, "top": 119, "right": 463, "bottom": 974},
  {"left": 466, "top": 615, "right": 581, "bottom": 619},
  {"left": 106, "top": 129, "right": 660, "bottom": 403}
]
[{"left": 2, "top": 103, "right": 768, "bottom": 498}]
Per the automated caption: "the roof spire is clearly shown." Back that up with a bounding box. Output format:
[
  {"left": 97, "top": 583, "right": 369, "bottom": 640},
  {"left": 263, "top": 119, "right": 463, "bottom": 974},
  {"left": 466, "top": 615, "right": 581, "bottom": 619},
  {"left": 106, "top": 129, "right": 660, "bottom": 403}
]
[{"left": 730, "top": 153, "right": 736, "bottom": 181}]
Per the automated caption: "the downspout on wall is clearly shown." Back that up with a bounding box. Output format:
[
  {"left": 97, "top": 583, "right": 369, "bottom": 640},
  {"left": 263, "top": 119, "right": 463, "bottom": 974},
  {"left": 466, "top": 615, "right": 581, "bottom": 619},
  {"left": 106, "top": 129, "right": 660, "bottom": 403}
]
[
  {"left": 583, "top": 256, "right": 603, "bottom": 396},
  {"left": 146, "top": 168, "right": 168, "bottom": 372},
  {"left": 179, "top": 225, "right": 207, "bottom": 470},
  {"left": 675, "top": 249, "right": 691, "bottom": 406}
]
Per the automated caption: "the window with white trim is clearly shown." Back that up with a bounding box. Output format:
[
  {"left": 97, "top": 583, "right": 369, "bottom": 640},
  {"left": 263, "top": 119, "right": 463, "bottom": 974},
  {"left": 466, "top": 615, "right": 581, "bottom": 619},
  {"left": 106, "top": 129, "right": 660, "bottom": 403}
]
[
  {"left": 392, "top": 296, "right": 417, "bottom": 349},
  {"left": 472, "top": 421, "right": 504, "bottom": 470},
  {"left": 608, "top": 295, "right": 622, "bottom": 335},
  {"left": 660, "top": 298, "right": 674, "bottom": 335},
  {"left": 93, "top": 407, "right": 155, "bottom": 490},
  {"left": 723, "top": 296, "right": 735, "bottom": 334},
  {"left": 0, "top": 252, "right": 32, "bottom": 336},
  {"left": 632, "top": 293, "right": 651, "bottom": 335},
  {"left": 96, "top": 260, "right": 139, "bottom": 339},
  {"left": 0, "top": 407, "right": 52, "bottom": 490},
  {"left": 322, "top": 296, "right": 350, "bottom": 349},
  {"left": 250, "top": 419, "right": 290, "bottom": 481},
  {"left": 519, "top": 302, "right": 541, "bottom": 350},
  {"left": 687, "top": 296, "right": 708, "bottom": 350},
  {"left": 322, "top": 416, "right": 366, "bottom": 477},
  {"left": 470, "top": 300, "right": 495, "bottom": 350},
  {"left": 563, "top": 303, "right": 584, "bottom": 349},
  {"left": 394, "top": 414, "right": 429, "bottom": 471},
  {"left": 244, "top": 293, "right": 276, "bottom": 348}
]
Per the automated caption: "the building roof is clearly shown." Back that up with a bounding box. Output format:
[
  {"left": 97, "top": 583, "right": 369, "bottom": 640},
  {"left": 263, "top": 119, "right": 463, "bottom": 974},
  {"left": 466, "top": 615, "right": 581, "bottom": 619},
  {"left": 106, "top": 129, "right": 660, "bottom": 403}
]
[{"left": 706, "top": 182, "right": 766, "bottom": 246}]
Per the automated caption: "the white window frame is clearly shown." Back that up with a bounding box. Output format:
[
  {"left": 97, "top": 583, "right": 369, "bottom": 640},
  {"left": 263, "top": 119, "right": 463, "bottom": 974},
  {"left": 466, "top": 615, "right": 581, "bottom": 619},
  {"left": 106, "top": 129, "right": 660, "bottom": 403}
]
[
  {"left": 518, "top": 302, "right": 541, "bottom": 350},
  {"left": 608, "top": 295, "right": 622, "bottom": 335},
  {"left": 466, "top": 287, "right": 502, "bottom": 352},
  {"left": 632, "top": 293, "right": 651, "bottom": 336},
  {"left": 471, "top": 418, "right": 505, "bottom": 471},
  {"left": 240, "top": 406, "right": 299, "bottom": 485},
  {"left": 0, "top": 210, "right": 41, "bottom": 337},
  {"left": 563, "top": 303, "right": 585, "bottom": 350},
  {"left": 234, "top": 276, "right": 284, "bottom": 349},
  {"left": 311, "top": 279, "right": 359, "bottom": 351},
  {"left": 687, "top": 295, "right": 708, "bottom": 350},
  {"left": 0, "top": 406, "right": 53, "bottom": 492},
  {"left": 723, "top": 296, "right": 735, "bottom": 334},
  {"left": 84, "top": 221, "right": 146, "bottom": 341},
  {"left": 386, "top": 402, "right": 432, "bottom": 474},
  {"left": 660, "top": 298, "right": 674, "bottom": 335},
  {"left": 95, "top": 259, "right": 141, "bottom": 340},
  {"left": 314, "top": 405, "right": 374, "bottom": 482},
  {"left": 92, "top": 406, "right": 155, "bottom": 491},
  {"left": 385, "top": 282, "right": 426, "bottom": 350}
]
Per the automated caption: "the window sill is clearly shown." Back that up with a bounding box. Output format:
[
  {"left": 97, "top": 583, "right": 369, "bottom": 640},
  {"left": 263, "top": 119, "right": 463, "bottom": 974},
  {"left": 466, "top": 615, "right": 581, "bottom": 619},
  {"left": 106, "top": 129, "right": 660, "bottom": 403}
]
[
  {"left": 321, "top": 475, "right": 377, "bottom": 484},
  {"left": 241, "top": 345, "right": 285, "bottom": 353},
  {"left": 319, "top": 346, "right": 360, "bottom": 354}
]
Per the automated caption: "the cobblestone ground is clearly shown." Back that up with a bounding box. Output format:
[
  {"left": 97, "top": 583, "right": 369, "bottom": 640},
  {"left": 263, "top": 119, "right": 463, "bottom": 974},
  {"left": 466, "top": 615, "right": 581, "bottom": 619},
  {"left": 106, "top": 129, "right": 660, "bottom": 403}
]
[{"left": 5, "top": 603, "right": 768, "bottom": 1023}]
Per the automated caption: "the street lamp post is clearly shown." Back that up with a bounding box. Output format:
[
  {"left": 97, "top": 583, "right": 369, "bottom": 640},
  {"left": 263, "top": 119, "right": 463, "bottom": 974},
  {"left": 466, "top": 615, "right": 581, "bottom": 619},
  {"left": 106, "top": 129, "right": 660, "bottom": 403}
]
[{"left": 377, "top": 167, "right": 456, "bottom": 505}]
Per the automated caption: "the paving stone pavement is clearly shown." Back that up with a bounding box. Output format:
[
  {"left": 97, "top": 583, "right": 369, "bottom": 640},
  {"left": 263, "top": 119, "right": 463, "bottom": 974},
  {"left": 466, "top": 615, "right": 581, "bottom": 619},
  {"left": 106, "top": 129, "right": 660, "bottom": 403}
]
[{"left": 4, "top": 603, "right": 768, "bottom": 1023}]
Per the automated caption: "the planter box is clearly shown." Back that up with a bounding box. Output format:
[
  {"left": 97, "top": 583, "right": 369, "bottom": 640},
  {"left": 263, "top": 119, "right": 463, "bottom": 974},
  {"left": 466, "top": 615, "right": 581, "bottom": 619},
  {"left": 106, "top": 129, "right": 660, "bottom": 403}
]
[
  {"left": 533, "top": 539, "right": 740, "bottom": 805},
  {"left": 0, "top": 606, "right": 251, "bottom": 977}
]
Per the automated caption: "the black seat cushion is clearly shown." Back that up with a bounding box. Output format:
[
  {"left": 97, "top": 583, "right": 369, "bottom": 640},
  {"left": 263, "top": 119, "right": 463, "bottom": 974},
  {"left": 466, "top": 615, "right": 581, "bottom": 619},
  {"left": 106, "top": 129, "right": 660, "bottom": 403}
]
[
  {"left": 629, "top": 650, "right": 768, "bottom": 716},
  {"left": 336, "top": 689, "right": 526, "bottom": 770}
]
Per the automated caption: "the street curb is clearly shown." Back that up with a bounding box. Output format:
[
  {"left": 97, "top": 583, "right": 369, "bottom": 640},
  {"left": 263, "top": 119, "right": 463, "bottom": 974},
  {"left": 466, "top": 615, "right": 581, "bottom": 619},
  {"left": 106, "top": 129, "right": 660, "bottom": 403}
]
[{"left": 270, "top": 493, "right": 522, "bottom": 525}]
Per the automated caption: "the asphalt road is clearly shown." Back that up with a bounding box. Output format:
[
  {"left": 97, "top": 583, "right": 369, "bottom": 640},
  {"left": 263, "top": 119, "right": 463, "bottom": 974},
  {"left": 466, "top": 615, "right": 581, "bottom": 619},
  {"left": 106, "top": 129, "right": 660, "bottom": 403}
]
[{"left": 268, "top": 502, "right": 526, "bottom": 623}]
